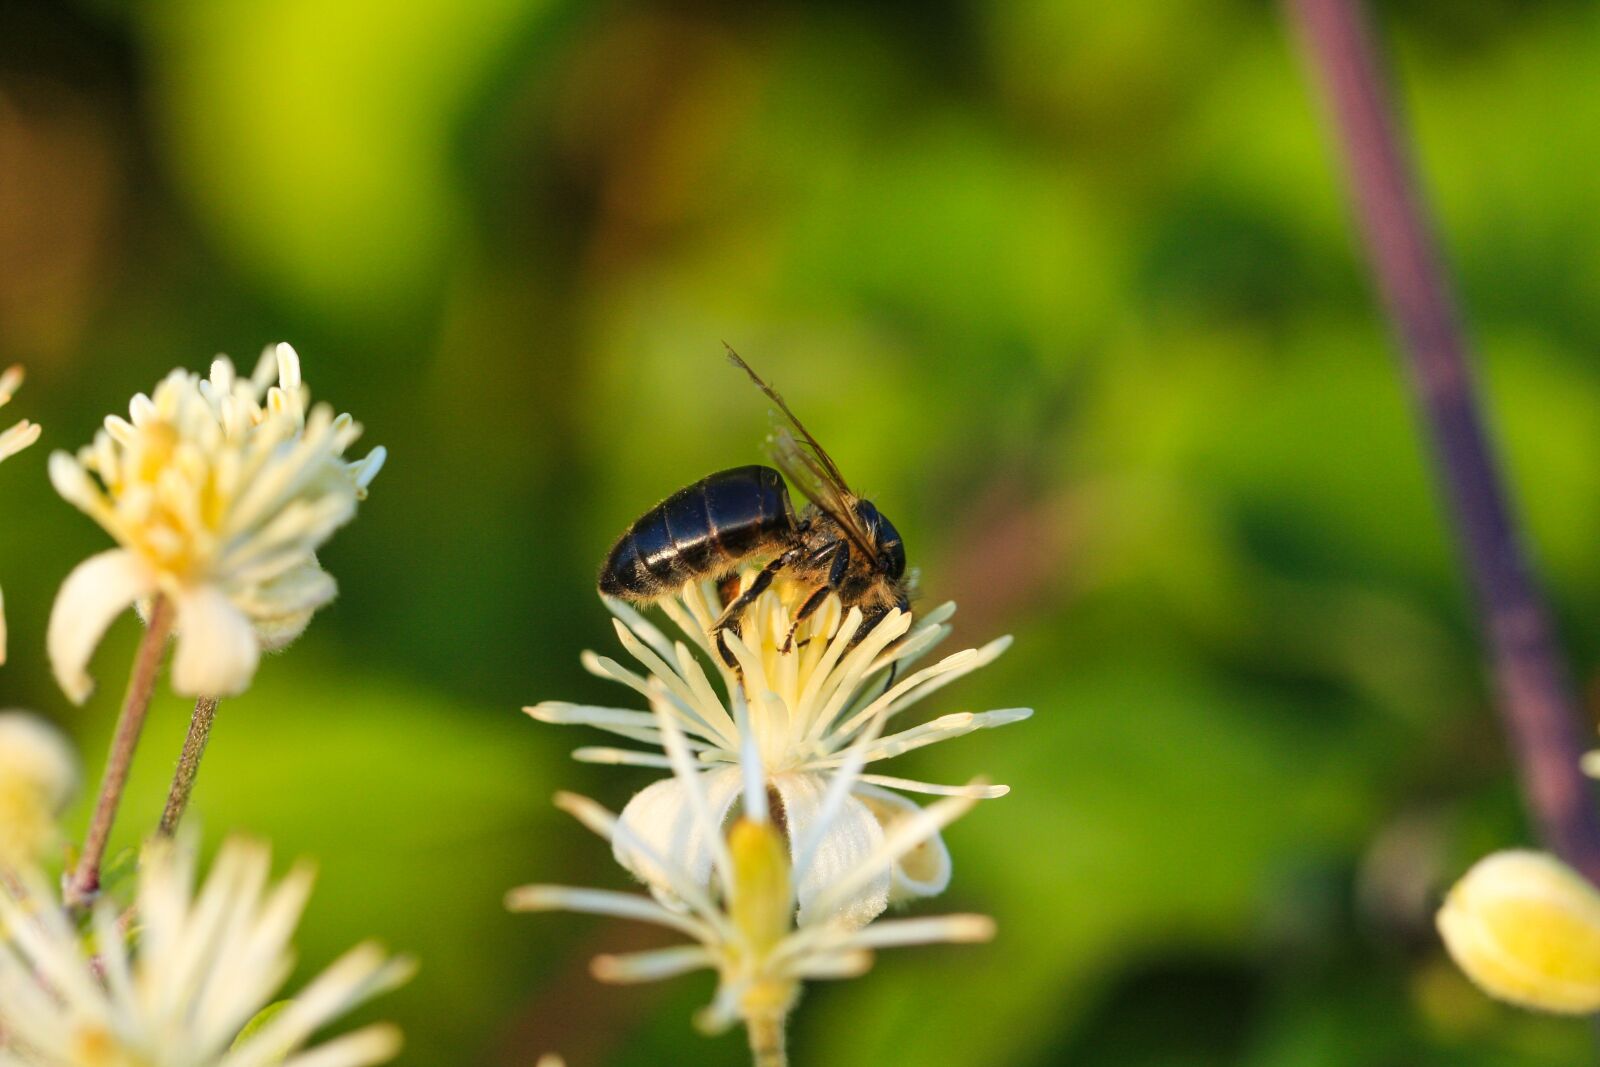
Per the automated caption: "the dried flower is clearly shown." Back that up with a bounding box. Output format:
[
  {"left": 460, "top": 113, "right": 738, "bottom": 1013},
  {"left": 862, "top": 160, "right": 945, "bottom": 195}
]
[
  {"left": 0, "top": 366, "right": 42, "bottom": 665},
  {"left": 508, "top": 696, "right": 994, "bottom": 1040},
  {"left": 0, "top": 712, "right": 77, "bottom": 870},
  {"left": 47, "top": 344, "right": 385, "bottom": 702},
  {"left": 528, "top": 575, "right": 1027, "bottom": 927},
  {"left": 1437, "top": 849, "right": 1600, "bottom": 1014},
  {"left": 0, "top": 834, "right": 413, "bottom": 1066}
]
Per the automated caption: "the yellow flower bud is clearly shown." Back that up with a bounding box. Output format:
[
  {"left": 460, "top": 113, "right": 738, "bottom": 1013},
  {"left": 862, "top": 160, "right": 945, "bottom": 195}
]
[{"left": 1437, "top": 850, "right": 1600, "bottom": 1014}]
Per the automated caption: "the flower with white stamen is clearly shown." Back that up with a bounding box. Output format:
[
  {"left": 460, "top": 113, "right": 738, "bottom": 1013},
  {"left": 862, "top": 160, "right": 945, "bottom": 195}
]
[
  {"left": 46, "top": 344, "right": 385, "bottom": 702},
  {"left": 0, "top": 366, "right": 42, "bottom": 665},
  {"left": 527, "top": 574, "right": 1028, "bottom": 928},
  {"left": 0, "top": 833, "right": 413, "bottom": 1067},
  {"left": 508, "top": 690, "right": 995, "bottom": 1041}
]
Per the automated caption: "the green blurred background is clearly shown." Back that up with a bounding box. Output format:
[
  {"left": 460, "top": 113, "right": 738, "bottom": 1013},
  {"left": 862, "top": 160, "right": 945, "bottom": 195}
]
[{"left": 4, "top": 0, "right": 1599, "bottom": 1063}]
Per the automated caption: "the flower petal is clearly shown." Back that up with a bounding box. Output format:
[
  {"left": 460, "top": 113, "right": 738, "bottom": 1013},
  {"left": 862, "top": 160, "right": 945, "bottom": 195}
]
[
  {"left": 241, "top": 557, "right": 337, "bottom": 618},
  {"left": 171, "top": 586, "right": 261, "bottom": 697},
  {"left": 852, "top": 783, "right": 952, "bottom": 903},
  {"left": 613, "top": 767, "right": 742, "bottom": 905},
  {"left": 239, "top": 557, "right": 338, "bottom": 653},
  {"left": 47, "top": 549, "right": 154, "bottom": 704},
  {"left": 775, "top": 772, "right": 888, "bottom": 929}
]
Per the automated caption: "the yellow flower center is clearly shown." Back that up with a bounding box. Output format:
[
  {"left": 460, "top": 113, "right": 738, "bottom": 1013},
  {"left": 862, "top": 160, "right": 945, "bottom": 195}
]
[
  {"left": 0, "top": 782, "right": 57, "bottom": 868},
  {"left": 70, "top": 1027, "right": 150, "bottom": 1067}
]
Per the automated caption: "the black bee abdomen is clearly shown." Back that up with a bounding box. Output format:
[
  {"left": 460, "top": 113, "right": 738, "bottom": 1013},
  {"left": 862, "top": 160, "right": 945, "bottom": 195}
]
[
  {"left": 599, "top": 465, "right": 794, "bottom": 600},
  {"left": 702, "top": 465, "right": 789, "bottom": 555},
  {"left": 597, "top": 528, "right": 651, "bottom": 597}
]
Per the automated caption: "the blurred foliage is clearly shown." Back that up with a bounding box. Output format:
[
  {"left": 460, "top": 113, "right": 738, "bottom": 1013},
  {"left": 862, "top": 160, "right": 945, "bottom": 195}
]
[{"left": 3, "top": 0, "right": 1600, "bottom": 1063}]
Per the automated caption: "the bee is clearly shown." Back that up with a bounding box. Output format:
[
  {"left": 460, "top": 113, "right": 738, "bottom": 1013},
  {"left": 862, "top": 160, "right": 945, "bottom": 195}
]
[{"left": 599, "top": 350, "right": 910, "bottom": 661}]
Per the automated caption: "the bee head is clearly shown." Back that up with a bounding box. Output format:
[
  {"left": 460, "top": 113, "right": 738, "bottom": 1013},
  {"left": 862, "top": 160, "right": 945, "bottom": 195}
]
[{"left": 853, "top": 499, "right": 906, "bottom": 581}]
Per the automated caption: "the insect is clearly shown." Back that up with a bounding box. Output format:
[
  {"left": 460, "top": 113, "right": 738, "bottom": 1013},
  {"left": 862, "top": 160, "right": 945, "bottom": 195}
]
[{"left": 598, "top": 350, "right": 910, "bottom": 662}]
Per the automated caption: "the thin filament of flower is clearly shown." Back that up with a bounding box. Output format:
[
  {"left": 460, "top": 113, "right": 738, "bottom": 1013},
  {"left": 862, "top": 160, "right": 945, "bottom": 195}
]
[
  {"left": 800, "top": 612, "right": 913, "bottom": 747},
  {"left": 553, "top": 791, "right": 733, "bottom": 938},
  {"left": 790, "top": 706, "right": 894, "bottom": 884},
  {"left": 814, "top": 708, "right": 1033, "bottom": 766},
  {"left": 506, "top": 886, "right": 714, "bottom": 941},
  {"left": 853, "top": 774, "right": 1010, "bottom": 798},
  {"left": 653, "top": 702, "right": 736, "bottom": 901},
  {"left": 592, "top": 945, "right": 717, "bottom": 983}
]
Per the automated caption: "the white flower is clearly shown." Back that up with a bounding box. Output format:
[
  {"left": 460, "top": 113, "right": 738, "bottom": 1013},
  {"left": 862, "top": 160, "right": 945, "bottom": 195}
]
[
  {"left": 0, "top": 834, "right": 413, "bottom": 1067},
  {"left": 0, "top": 712, "right": 78, "bottom": 869},
  {"left": 508, "top": 697, "right": 995, "bottom": 1037},
  {"left": 47, "top": 344, "right": 385, "bottom": 702},
  {"left": 527, "top": 575, "right": 1028, "bottom": 927},
  {"left": 0, "top": 365, "right": 42, "bottom": 665}
]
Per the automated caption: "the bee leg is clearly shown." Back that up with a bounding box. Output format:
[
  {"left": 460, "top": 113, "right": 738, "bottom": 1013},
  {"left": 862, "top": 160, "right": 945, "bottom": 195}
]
[
  {"left": 824, "top": 539, "right": 852, "bottom": 587},
  {"left": 857, "top": 602, "right": 902, "bottom": 691},
  {"left": 711, "top": 547, "right": 801, "bottom": 666},
  {"left": 780, "top": 586, "right": 832, "bottom": 654},
  {"left": 777, "top": 541, "right": 849, "bottom": 653}
]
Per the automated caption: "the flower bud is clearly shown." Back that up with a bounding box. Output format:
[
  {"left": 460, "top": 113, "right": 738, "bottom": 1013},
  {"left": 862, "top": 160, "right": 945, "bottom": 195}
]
[{"left": 1437, "top": 850, "right": 1600, "bottom": 1014}]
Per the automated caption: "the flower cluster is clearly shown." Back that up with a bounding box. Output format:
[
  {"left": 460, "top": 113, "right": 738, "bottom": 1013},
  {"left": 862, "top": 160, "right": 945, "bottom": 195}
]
[
  {"left": 511, "top": 691, "right": 996, "bottom": 1037},
  {"left": 516, "top": 572, "right": 1027, "bottom": 1049},
  {"left": 0, "top": 835, "right": 413, "bottom": 1067},
  {"left": 47, "top": 343, "right": 384, "bottom": 702},
  {"left": 0, "top": 346, "right": 407, "bottom": 1067}
]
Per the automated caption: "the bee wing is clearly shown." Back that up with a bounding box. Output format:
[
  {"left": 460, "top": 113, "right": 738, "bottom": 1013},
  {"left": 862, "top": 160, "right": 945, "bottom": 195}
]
[
  {"left": 725, "top": 346, "right": 879, "bottom": 558},
  {"left": 768, "top": 428, "right": 879, "bottom": 558}
]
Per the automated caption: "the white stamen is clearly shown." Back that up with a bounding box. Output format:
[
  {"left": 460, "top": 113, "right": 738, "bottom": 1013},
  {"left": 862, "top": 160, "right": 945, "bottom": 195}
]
[{"left": 593, "top": 945, "right": 716, "bottom": 983}]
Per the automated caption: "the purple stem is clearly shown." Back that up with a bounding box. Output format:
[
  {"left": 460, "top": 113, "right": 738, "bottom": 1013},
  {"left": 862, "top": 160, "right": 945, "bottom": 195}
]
[{"left": 1288, "top": 0, "right": 1600, "bottom": 883}]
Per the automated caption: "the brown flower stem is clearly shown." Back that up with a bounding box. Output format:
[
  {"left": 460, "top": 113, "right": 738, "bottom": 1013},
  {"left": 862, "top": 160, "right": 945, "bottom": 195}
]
[
  {"left": 1289, "top": 0, "right": 1600, "bottom": 883},
  {"left": 157, "top": 696, "right": 220, "bottom": 837},
  {"left": 65, "top": 595, "right": 174, "bottom": 910},
  {"left": 746, "top": 1013, "right": 788, "bottom": 1067}
]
